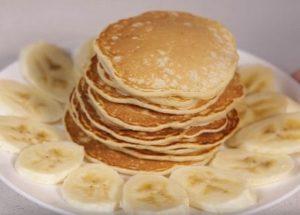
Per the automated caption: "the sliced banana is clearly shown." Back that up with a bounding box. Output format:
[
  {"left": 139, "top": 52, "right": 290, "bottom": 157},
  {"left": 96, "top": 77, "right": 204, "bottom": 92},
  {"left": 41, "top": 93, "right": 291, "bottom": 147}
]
[
  {"left": 61, "top": 163, "right": 123, "bottom": 213},
  {"left": 227, "top": 112, "right": 300, "bottom": 153},
  {"left": 238, "top": 65, "right": 276, "bottom": 95},
  {"left": 121, "top": 173, "right": 189, "bottom": 215},
  {"left": 211, "top": 149, "right": 294, "bottom": 187},
  {"left": 235, "top": 101, "right": 256, "bottom": 129},
  {"left": 170, "top": 166, "right": 257, "bottom": 213},
  {"left": 0, "top": 79, "right": 63, "bottom": 123},
  {"left": 20, "top": 42, "right": 76, "bottom": 103},
  {"left": 73, "top": 38, "right": 95, "bottom": 74},
  {"left": 245, "top": 92, "right": 287, "bottom": 119},
  {"left": 0, "top": 116, "right": 63, "bottom": 153},
  {"left": 237, "top": 92, "right": 287, "bottom": 128},
  {"left": 286, "top": 97, "right": 300, "bottom": 113},
  {"left": 15, "top": 141, "right": 84, "bottom": 184}
]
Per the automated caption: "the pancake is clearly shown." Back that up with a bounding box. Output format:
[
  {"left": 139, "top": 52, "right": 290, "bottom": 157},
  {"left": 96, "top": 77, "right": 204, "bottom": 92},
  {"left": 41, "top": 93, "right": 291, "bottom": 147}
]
[
  {"left": 84, "top": 57, "right": 223, "bottom": 114},
  {"left": 94, "top": 62, "right": 204, "bottom": 108},
  {"left": 72, "top": 84, "right": 228, "bottom": 145},
  {"left": 144, "top": 96, "right": 199, "bottom": 109},
  {"left": 69, "top": 94, "right": 236, "bottom": 153},
  {"left": 85, "top": 74, "right": 243, "bottom": 131},
  {"left": 69, "top": 105, "right": 233, "bottom": 157},
  {"left": 67, "top": 92, "right": 239, "bottom": 160},
  {"left": 95, "top": 11, "right": 238, "bottom": 99},
  {"left": 64, "top": 11, "right": 243, "bottom": 175},
  {"left": 85, "top": 154, "right": 212, "bottom": 176},
  {"left": 73, "top": 93, "right": 228, "bottom": 145},
  {"left": 64, "top": 111, "right": 214, "bottom": 175},
  {"left": 70, "top": 112, "right": 220, "bottom": 160},
  {"left": 69, "top": 102, "right": 237, "bottom": 152}
]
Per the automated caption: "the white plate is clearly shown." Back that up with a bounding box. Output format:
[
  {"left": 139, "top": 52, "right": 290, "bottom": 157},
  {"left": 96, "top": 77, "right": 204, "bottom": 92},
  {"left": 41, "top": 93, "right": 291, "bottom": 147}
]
[{"left": 0, "top": 50, "right": 299, "bottom": 215}]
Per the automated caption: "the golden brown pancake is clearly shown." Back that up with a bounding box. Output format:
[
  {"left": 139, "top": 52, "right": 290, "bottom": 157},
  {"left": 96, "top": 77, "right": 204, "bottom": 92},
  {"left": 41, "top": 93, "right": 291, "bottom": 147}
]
[
  {"left": 64, "top": 11, "right": 244, "bottom": 175},
  {"left": 69, "top": 101, "right": 237, "bottom": 149},
  {"left": 69, "top": 94, "right": 235, "bottom": 156},
  {"left": 71, "top": 116, "right": 220, "bottom": 161},
  {"left": 84, "top": 73, "right": 243, "bottom": 131},
  {"left": 96, "top": 11, "right": 238, "bottom": 99},
  {"left": 67, "top": 90, "right": 239, "bottom": 161},
  {"left": 64, "top": 111, "right": 214, "bottom": 175},
  {"left": 85, "top": 57, "right": 222, "bottom": 114},
  {"left": 72, "top": 83, "right": 228, "bottom": 145},
  {"left": 95, "top": 60, "right": 201, "bottom": 109}
]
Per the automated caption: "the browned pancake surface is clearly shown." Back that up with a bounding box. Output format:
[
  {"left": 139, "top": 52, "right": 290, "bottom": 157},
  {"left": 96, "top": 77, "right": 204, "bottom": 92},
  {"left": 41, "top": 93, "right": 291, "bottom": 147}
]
[
  {"left": 74, "top": 81, "right": 227, "bottom": 142},
  {"left": 86, "top": 57, "right": 214, "bottom": 111},
  {"left": 65, "top": 111, "right": 209, "bottom": 172},
  {"left": 85, "top": 73, "right": 242, "bottom": 128}
]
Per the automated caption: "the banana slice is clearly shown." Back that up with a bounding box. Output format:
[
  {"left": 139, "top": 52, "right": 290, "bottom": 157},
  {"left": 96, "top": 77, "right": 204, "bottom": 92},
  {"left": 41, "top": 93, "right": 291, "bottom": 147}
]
[
  {"left": 238, "top": 65, "right": 276, "bottom": 95},
  {"left": 15, "top": 141, "right": 84, "bottom": 184},
  {"left": 0, "top": 116, "right": 63, "bottom": 153},
  {"left": 61, "top": 163, "right": 123, "bottom": 212},
  {"left": 73, "top": 38, "right": 95, "bottom": 74},
  {"left": 237, "top": 92, "right": 287, "bottom": 128},
  {"left": 245, "top": 92, "right": 287, "bottom": 119},
  {"left": 20, "top": 42, "right": 76, "bottom": 103},
  {"left": 121, "top": 173, "right": 189, "bottom": 215},
  {"left": 235, "top": 101, "right": 256, "bottom": 128},
  {"left": 170, "top": 166, "right": 257, "bottom": 213},
  {"left": 211, "top": 149, "right": 294, "bottom": 187},
  {"left": 227, "top": 112, "right": 300, "bottom": 153},
  {"left": 0, "top": 80, "right": 63, "bottom": 123},
  {"left": 286, "top": 97, "right": 300, "bottom": 113}
]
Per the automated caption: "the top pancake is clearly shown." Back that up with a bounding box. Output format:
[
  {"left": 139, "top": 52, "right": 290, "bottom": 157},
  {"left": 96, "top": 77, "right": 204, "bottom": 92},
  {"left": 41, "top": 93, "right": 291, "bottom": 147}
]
[
  {"left": 94, "top": 62, "right": 205, "bottom": 109},
  {"left": 85, "top": 57, "right": 221, "bottom": 115},
  {"left": 95, "top": 11, "right": 238, "bottom": 99}
]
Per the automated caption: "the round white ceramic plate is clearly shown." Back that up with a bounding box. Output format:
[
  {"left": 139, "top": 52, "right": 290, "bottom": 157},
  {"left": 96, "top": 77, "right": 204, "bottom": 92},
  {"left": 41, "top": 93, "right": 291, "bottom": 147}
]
[{"left": 0, "top": 50, "right": 300, "bottom": 215}]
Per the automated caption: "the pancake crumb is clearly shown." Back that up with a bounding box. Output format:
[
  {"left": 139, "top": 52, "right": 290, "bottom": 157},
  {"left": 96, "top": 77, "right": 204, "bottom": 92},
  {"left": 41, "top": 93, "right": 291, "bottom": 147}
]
[
  {"left": 132, "top": 22, "right": 144, "bottom": 27},
  {"left": 113, "top": 56, "right": 122, "bottom": 63},
  {"left": 111, "top": 36, "right": 119, "bottom": 41},
  {"left": 183, "top": 22, "right": 192, "bottom": 27},
  {"left": 153, "top": 79, "right": 167, "bottom": 88}
]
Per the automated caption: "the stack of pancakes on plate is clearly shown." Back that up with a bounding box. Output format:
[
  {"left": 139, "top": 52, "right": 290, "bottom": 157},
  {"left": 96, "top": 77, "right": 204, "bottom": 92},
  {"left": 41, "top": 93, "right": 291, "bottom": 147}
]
[{"left": 64, "top": 11, "right": 244, "bottom": 175}]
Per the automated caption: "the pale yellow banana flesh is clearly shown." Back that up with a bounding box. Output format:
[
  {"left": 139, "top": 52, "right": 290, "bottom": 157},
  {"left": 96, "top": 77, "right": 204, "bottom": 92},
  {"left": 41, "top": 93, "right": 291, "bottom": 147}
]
[
  {"left": 238, "top": 65, "right": 276, "bottom": 95},
  {"left": 15, "top": 141, "right": 84, "bottom": 184},
  {"left": 0, "top": 80, "right": 63, "bottom": 123},
  {"left": 227, "top": 112, "right": 300, "bottom": 154},
  {"left": 211, "top": 149, "right": 294, "bottom": 186},
  {"left": 61, "top": 163, "right": 123, "bottom": 212},
  {"left": 20, "top": 42, "right": 76, "bottom": 103},
  {"left": 122, "top": 173, "right": 189, "bottom": 215},
  {"left": 0, "top": 116, "right": 63, "bottom": 153},
  {"left": 170, "top": 166, "right": 257, "bottom": 213}
]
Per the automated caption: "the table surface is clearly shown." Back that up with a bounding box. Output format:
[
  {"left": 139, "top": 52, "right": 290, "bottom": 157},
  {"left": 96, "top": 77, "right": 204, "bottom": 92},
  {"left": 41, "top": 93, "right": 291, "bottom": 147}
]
[{"left": 0, "top": 0, "right": 300, "bottom": 214}]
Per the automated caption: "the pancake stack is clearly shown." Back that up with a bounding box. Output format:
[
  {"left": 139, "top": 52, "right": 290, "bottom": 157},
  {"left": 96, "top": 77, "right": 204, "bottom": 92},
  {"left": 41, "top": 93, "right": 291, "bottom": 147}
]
[{"left": 64, "top": 11, "right": 244, "bottom": 175}]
